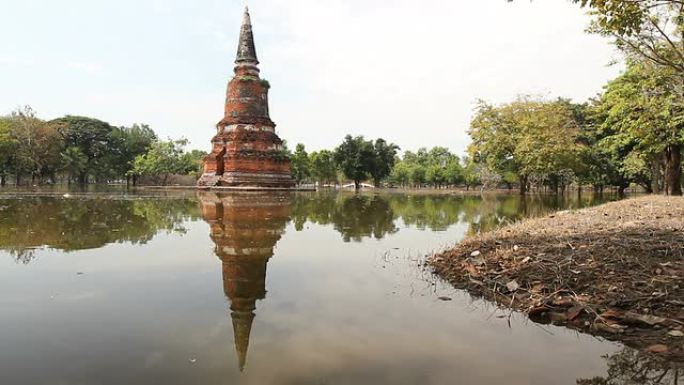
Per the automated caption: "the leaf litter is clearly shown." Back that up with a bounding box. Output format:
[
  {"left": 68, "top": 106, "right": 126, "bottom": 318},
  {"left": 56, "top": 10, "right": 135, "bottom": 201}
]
[{"left": 428, "top": 196, "right": 684, "bottom": 361}]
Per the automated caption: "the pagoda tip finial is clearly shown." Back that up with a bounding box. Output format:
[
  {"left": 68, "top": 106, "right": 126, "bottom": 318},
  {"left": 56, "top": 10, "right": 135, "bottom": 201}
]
[{"left": 235, "top": 1, "right": 258, "bottom": 67}]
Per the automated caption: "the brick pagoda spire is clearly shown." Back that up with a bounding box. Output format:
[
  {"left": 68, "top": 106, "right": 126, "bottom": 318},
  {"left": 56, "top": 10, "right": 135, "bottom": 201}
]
[{"left": 198, "top": 7, "right": 294, "bottom": 188}]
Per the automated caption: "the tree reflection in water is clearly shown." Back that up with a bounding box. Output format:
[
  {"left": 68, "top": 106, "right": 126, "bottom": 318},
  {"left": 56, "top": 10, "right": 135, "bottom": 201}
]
[
  {"left": 0, "top": 196, "right": 200, "bottom": 263},
  {"left": 291, "top": 193, "right": 397, "bottom": 241},
  {"left": 290, "top": 192, "right": 613, "bottom": 240},
  {"left": 577, "top": 348, "right": 682, "bottom": 385}
]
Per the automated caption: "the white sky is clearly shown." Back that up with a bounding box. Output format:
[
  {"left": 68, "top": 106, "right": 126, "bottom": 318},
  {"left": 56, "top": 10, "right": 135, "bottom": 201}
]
[{"left": 0, "top": 0, "right": 622, "bottom": 154}]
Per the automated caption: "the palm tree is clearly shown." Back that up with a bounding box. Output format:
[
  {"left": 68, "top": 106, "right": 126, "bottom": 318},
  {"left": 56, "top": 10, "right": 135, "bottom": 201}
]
[{"left": 60, "top": 146, "right": 87, "bottom": 185}]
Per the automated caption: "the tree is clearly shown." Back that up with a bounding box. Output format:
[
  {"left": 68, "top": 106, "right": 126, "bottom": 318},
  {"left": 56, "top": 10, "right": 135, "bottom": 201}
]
[
  {"left": 468, "top": 98, "right": 583, "bottom": 194},
  {"left": 408, "top": 163, "right": 426, "bottom": 187},
  {"left": 131, "top": 139, "right": 193, "bottom": 186},
  {"left": 9, "top": 106, "right": 62, "bottom": 185},
  {"left": 0, "top": 117, "right": 17, "bottom": 186},
  {"left": 574, "top": 0, "right": 684, "bottom": 76},
  {"left": 52, "top": 116, "right": 115, "bottom": 184},
  {"left": 182, "top": 149, "right": 206, "bottom": 178},
  {"left": 462, "top": 157, "right": 481, "bottom": 191},
  {"left": 59, "top": 147, "right": 88, "bottom": 185},
  {"left": 511, "top": 0, "right": 684, "bottom": 194},
  {"left": 333, "top": 135, "right": 376, "bottom": 190},
  {"left": 390, "top": 161, "right": 411, "bottom": 187},
  {"left": 291, "top": 143, "right": 311, "bottom": 185},
  {"left": 109, "top": 124, "right": 157, "bottom": 184},
  {"left": 425, "top": 164, "right": 444, "bottom": 188},
  {"left": 596, "top": 60, "right": 683, "bottom": 195},
  {"left": 310, "top": 150, "right": 337, "bottom": 186},
  {"left": 370, "top": 139, "right": 400, "bottom": 187},
  {"left": 444, "top": 159, "right": 464, "bottom": 187},
  {"left": 390, "top": 146, "right": 466, "bottom": 189}
]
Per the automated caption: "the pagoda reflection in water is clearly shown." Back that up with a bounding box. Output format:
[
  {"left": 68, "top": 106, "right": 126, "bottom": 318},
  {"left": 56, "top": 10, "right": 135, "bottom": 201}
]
[{"left": 198, "top": 191, "right": 292, "bottom": 372}]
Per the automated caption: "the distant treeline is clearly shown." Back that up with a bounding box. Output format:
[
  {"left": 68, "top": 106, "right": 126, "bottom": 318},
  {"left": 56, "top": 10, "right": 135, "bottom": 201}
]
[
  {"left": 3, "top": 56, "right": 682, "bottom": 194},
  {"left": 291, "top": 57, "right": 683, "bottom": 196},
  {"left": 0, "top": 107, "right": 205, "bottom": 186},
  {"left": 288, "top": 138, "right": 480, "bottom": 190}
]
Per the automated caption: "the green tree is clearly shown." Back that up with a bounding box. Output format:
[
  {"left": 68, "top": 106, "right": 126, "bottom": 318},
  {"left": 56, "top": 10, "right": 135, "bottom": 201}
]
[
  {"left": 333, "top": 135, "right": 375, "bottom": 190},
  {"left": 0, "top": 117, "right": 17, "bottom": 186},
  {"left": 408, "top": 163, "right": 426, "bottom": 187},
  {"left": 59, "top": 146, "right": 88, "bottom": 185},
  {"left": 182, "top": 149, "right": 206, "bottom": 178},
  {"left": 390, "top": 147, "right": 464, "bottom": 189},
  {"left": 462, "top": 157, "right": 481, "bottom": 190},
  {"left": 444, "top": 158, "right": 465, "bottom": 187},
  {"left": 596, "top": 60, "right": 683, "bottom": 195},
  {"left": 425, "top": 164, "right": 444, "bottom": 188},
  {"left": 131, "top": 139, "right": 193, "bottom": 185},
  {"left": 427, "top": 146, "right": 452, "bottom": 166},
  {"left": 370, "top": 138, "right": 400, "bottom": 187},
  {"left": 52, "top": 116, "right": 115, "bottom": 184},
  {"left": 109, "top": 124, "right": 157, "bottom": 184},
  {"left": 10, "top": 106, "right": 62, "bottom": 185},
  {"left": 390, "top": 161, "right": 411, "bottom": 187},
  {"left": 291, "top": 143, "right": 311, "bottom": 185},
  {"left": 574, "top": 0, "right": 684, "bottom": 76},
  {"left": 309, "top": 150, "right": 337, "bottom": 186},
  {"left": 468, "top": 98, "right": 583, "bottom": 194}
]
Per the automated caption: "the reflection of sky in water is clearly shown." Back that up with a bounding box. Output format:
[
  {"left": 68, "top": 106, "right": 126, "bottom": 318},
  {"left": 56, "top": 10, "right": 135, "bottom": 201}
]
[{"left": 0, "top": 193, "right": 633, "bottom": 384}]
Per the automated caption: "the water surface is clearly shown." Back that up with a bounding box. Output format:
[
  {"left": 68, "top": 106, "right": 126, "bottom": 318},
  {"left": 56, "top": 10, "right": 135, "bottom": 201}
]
[{"left": 0, "top": 190, "right": 674, "bottom": 384}]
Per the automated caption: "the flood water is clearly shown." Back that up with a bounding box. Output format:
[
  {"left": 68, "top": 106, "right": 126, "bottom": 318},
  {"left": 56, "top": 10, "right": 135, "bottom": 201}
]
[{"left": 0, "top": 190, "right": 674, "bottom": 384}]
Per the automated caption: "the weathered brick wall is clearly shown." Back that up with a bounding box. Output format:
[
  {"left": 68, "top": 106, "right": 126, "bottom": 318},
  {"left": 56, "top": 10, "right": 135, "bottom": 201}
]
[{"left": 222, "top": 77, "right": 273, "bottom": 127}]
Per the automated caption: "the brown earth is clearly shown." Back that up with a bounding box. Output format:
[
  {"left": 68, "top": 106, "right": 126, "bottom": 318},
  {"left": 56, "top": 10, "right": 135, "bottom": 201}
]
[{"left": 429, "top": 195, "right": 684, "bottom": 361}]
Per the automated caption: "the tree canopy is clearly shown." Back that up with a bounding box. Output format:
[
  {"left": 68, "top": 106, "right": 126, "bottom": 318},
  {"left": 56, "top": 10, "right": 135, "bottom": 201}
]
[
  {"left": 0, "top": 107, "right": 198, "bottom": 186},
  {"left": 468, "top": 98, "right": 583, "bottom": 194}
]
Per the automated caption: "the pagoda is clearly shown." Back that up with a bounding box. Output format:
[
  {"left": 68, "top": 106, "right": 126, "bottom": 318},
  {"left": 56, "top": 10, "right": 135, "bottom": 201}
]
[{"left": 198, "top": 7, "right": 294, "bottom": 188}]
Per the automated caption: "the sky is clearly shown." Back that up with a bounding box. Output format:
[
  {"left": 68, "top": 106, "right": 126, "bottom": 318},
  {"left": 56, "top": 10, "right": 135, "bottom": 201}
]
[{"left": 0, "top": 0, "right": 623, "bottom": 155}]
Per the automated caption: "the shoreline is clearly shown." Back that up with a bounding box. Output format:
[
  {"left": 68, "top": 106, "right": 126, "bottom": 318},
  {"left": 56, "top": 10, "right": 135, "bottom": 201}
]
[
  {"left": 428, "top": 195, "right": 684, "bottom": 361},
  {"left": 140, "top": 185, "right": 316, "bottom": 191}
]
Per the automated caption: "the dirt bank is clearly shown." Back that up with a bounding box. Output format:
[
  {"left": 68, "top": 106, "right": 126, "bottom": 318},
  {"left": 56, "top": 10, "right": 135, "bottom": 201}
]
[{"left": 429, "top": 195, "right": 684, "bottom": 361}]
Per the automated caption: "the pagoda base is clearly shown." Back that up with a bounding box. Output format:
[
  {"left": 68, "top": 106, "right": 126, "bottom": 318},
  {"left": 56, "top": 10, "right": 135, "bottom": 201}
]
[{"left": 198, "top": 171, "right": 295, "bottom": 189}]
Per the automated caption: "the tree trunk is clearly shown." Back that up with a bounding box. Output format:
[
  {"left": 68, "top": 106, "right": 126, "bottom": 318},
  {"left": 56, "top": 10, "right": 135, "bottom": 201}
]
[
  {"left": 650, "top": 159, "right": 663, "bottom": 194},
  {"left": 664, "top": 144, "right": 682, "bottom": 196},
  {"left": 643, "top": 183, "right": 653, "bottom": 194},
  {"left": 518, "top": 175, "right": 527, "bottom": 195},
  {"left": 0, "top": 174, "right": 5, "bottom": 187},
  {"left": 354, "top": 180, "right": 360, "bottom": 191},
  {"left": 618, "top": 184, "right": 628, "bottom": 197}
]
